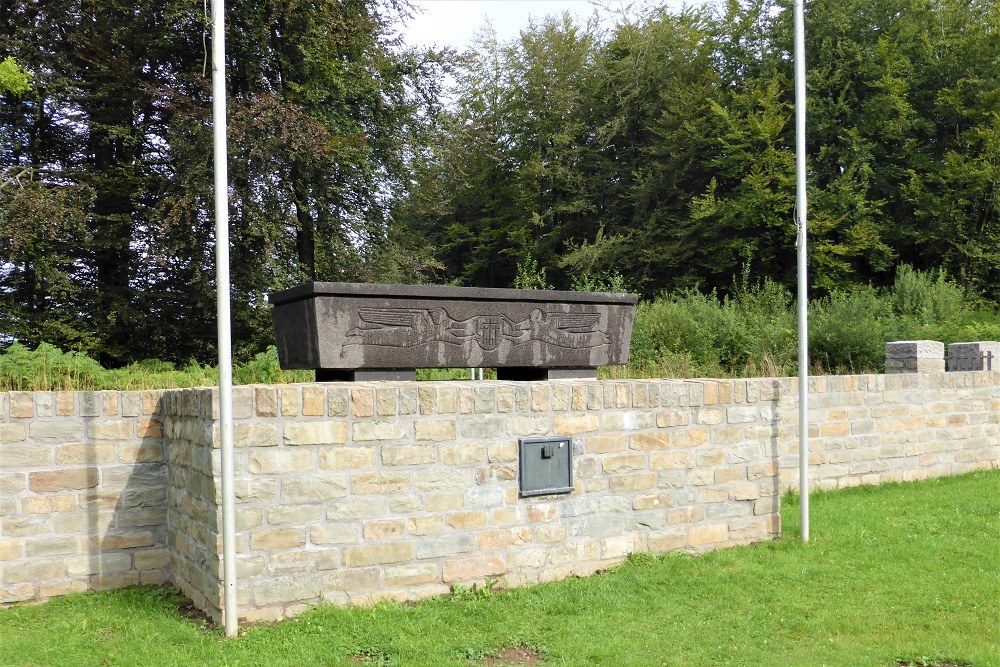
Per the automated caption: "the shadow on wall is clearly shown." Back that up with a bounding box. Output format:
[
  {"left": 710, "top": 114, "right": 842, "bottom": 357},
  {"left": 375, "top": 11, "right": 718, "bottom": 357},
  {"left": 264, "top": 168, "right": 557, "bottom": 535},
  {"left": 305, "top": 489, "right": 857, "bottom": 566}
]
[
  {"left": 79, "top": 391, "right": 170, "bottom": 594},
  {"left": 0, "top": 391, "right": 170, "bottom": 601}
]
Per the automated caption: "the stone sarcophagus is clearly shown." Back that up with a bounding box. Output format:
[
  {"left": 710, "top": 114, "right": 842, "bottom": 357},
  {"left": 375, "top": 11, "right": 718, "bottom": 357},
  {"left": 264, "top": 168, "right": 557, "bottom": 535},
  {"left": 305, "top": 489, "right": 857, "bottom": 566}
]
[{"left": 269, "top": 282, "right": 638, "bottom": 381}]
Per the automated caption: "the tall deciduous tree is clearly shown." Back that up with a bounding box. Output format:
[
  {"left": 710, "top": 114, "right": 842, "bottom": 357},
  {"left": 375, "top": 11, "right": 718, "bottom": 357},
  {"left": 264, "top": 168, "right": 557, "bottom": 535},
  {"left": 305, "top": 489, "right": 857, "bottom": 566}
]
[
  {"left": 406, "top": 0, "right": 1000, "bottom": 300},
  {"left": 1, "top": 0, "right": 441, "bottom": 363}
]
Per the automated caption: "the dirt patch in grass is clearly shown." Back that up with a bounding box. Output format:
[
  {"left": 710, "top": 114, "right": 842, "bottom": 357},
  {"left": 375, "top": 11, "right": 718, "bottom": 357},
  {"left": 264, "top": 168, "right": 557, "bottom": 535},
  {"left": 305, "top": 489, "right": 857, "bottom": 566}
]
[
  {"left": 482, "top": 646, "right": 544, "bottom": 665},
  {"left": 897, "top": 660, "right": 973, "bottom": 667},
  {"left": 175, "top": 598, "right": 212, "bottom": 625},
  {"left": 348, "top": 650, "right": 393, "bottom": 665}
]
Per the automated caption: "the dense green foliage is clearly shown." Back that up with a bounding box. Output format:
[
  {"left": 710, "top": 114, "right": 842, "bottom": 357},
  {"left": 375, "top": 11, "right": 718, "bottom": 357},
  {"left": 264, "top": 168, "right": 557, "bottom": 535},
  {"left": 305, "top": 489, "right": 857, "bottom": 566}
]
[
  {"left": 0, "top": 0, "right": 445, "bottom": 365},
  {"left": 624, "top": 265, "right": 1000, "bottom": 378},
  {"left": 0, "top": 343, "right": 311, "bottom": 390},
  {"left": 3, "top": 470, "right": 999, "bottom": 665},
  {"left": 4, "top": 0, "right": 1000, "bottom": 365},
  {"left": 400, "top": 0, "right": 1000, "bottom": 299},
  {"left": 0, "top": 56, "right": 29, "bottom": 95},
  {"left": 6, "top": 267, "right": 996, "bottom": 388}
]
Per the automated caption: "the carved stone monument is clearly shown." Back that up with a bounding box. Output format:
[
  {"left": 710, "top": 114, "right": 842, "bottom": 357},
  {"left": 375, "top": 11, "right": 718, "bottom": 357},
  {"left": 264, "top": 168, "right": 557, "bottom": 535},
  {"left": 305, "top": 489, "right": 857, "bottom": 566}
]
[{"left": 269, "top": 282, "right": 638, "bottom": 380}]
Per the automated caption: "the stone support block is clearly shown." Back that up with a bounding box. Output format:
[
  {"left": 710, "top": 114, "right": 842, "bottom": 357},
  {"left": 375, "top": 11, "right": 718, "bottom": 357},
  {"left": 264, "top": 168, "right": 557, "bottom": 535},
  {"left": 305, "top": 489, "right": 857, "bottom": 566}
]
[
  {"left": 885, "top": 340, "right": 945, "bottom": 374},
  {"left": 946, "top": 342, "right": 1000, "bottom": 372}
]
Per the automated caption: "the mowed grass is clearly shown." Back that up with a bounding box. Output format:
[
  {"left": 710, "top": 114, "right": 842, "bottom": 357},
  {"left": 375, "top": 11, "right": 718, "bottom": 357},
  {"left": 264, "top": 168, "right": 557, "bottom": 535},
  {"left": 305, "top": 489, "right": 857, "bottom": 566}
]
[{"left": 2, "top": 470, "right": 998, "bottom": 667}]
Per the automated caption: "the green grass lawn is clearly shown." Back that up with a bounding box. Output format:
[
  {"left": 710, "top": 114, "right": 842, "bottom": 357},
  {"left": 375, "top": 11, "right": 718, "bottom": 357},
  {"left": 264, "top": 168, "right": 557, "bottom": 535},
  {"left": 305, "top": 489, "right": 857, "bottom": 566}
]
[{"left": 2, "top": 470, "right": 998, "bottom": 667}]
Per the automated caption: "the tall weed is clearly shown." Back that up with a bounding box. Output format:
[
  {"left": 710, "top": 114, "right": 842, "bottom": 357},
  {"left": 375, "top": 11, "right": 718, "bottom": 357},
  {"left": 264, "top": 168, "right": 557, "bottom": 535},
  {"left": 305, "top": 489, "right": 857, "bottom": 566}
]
[
  {"left": 890, "top": 264, "right": 964, "bottom": 322},
  {"left": 0, "top": 343, "right": 107, "bottom": 390},
  {"left": 809, "top": 287, "right": 890, "bottom": 373}
]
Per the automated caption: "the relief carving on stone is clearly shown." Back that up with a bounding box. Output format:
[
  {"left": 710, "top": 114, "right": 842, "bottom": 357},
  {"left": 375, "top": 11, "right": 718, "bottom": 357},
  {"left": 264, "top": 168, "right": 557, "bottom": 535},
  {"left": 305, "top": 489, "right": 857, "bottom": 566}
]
[{"left": 344, "top": 307, "right": 609, "bottom": 351}]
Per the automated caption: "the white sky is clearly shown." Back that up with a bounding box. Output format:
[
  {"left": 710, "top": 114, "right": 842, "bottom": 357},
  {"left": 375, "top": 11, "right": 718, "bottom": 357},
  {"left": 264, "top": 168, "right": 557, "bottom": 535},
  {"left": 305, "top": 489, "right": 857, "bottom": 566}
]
[{"left": 402, "top": 0, "right": 673, "bottom": 51}]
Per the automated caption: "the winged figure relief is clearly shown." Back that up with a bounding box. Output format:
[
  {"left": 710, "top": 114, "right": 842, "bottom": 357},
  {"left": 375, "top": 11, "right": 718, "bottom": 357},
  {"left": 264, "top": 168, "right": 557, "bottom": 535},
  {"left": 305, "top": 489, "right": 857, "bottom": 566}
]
[
  {"left": 509, "top": 309, "right": 609, "bottom": 349},
  {"left": 345, "top": 307, "right": 468, "bottom": 348},
  {"left": 344, "top": 306, "right": 608, "bottom": 350}
]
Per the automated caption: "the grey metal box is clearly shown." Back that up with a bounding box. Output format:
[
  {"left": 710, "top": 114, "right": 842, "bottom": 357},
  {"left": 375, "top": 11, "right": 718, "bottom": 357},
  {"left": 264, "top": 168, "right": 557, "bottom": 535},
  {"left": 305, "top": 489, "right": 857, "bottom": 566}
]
[{"left": 518, "top": 436, "right": 573, "bottom": 497}]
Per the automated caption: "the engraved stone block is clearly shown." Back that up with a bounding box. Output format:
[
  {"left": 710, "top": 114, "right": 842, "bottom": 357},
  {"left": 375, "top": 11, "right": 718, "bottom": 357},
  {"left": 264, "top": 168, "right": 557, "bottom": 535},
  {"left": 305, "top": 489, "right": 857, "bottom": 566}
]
[
  {"left": 269, "top": 282, "right": 637, "bottom": 380},
  {"left": 946, "top": 341, "right": 1000, "bottom": 372}
]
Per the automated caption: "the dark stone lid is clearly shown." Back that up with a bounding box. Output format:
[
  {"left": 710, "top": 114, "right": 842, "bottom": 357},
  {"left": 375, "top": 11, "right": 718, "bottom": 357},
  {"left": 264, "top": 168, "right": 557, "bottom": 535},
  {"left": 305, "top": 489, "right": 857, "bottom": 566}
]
[{"left": 268, "top": 282, "right": 638, "bottom": 306}]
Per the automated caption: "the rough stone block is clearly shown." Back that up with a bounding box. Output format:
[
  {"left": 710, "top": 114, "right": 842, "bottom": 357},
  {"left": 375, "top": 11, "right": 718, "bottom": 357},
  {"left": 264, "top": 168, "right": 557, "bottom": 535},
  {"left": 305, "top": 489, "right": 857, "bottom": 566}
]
[
  {"left": 363, "top": 519, "right": 405, "bottom": 540},
  {"left": 21, "top": 494, "right": 77, "bottom": 514},
  {"left": 351, "top": 388, "right": 375, "bottom": 418},
  {"left": 459, "top": 415, "right": 506, "bottom": 439},
  {"left": 255, "top": 388, "right": 278, "bottom": 417},
  {"left": 671, "top": 428, "right": 710, "bottom": 448},
  {"left": 726, "top": 407, "right": 759, "bottom": 424},
  {"left": 426, "top": 492, "right": 465, "bottom": 511},
  {"left": 301, "top": 386, "right": 325, "bottom": 416},
  {"left": 601, "top": 454, "right": 645, "bottom": 473},
  {"left": 447, "top": 511, "right": 487, "bottom": 530},
  {"left": 554, "top": 415, "right": 599, "bottom": 435},
  {"left": 415, "top": 419, "right": 457, "bottom": 442},
  {"left": 281, "top": 475, "right": 348, "bottom": 501},
  {"left": 351, "top": 472, "right": 409, "bottom": 495},
  {"left": 311, "top": 523, "right": 359, "bottom": 545},
  {"left": 29, "top": 468, "right": 99, "bottom": 492},
  {"left": 284, "top": 421, "right": 348, "bottom": 446},
  {"left": 647, "top": 530, "right": 687, "bottom": 553},
  {"left": 267, "top": 506, "right": 325, "bottom": 526},
  {"left": 384, "top": 563, "right": 439, "bottom": 587},
  {"left": 2, "top": 444, "right": 53, "bottom": 467},
  {"left": 688, "top": 523, "right": 728, "bottom": 546},
  {"left": 9, "top": 392, "right": 34, "bottom": 418},
  {"left": 53, "top": 443, "right": 115, "bottom": 466},
  {"left": 326, "top": 387, "right": 350, "bottom": 416},
  {"left": 407, "top": 516, "right": 444, "bottom": 535},
  {"left": 370, "top": 388, "right": 396, "bottom": 416},
  {"left": 584, "top": 433, "right": 626, "bottom": 454},
  {"left": 29, "top": 420, "right": 84, "bottom": 442},
  {"left": 442, "top": 554, "right": 505, "bottom": 583},
  {"left": 234, "top": 423, "right": 280, "bottom": 447},
  {"left": 530, "top": 386, "right": 550, "bottom": 412},
  {"left": 382, "top": 444, "right": 436, "bottom": 466},
  {"left": 344, "top": 542, "right": 414, "bottom": 567},
  {"left": 253, "top": 577, "right": 321, "bottom": 606},
  {"left": 413, "top": 469, "right": 470, "bottom": 491},
  {"left": 440, "top": 443, "right": 485, "bottom": 465},
  {"left": 250, "top": 528, "right": 306, "bottom": 551},
  {"left": 318, "top": 446, "right": 376, "bottom": 470},
  {"left": 87, "top": 420, "right": 133, "bottom": 441},
  {"left": 415, "top": 533, "right": 476, "bottom": 559},
  {"left": 352, "top": 421, "right": 405, "bottom": 441},
  {"left": 137, "top": 419, "right": 163, "bottom": 439},
  {"left": 386, "top": 494, "right": 419, "bottom": 514},
  {"left": 279, "top": 386, "right": 299, "bottom": 417},
  {"left": 248, "top": 450, "right": 313, "bottom": 475},
  {"left": 629, "top": 433, "right": 670, "bottom": 450},
  {"left": 609, "top": 473, "right": 656, "bottom": 493},
  {"left": 0, "top": 423, "right": 26, "bottom": 442}
]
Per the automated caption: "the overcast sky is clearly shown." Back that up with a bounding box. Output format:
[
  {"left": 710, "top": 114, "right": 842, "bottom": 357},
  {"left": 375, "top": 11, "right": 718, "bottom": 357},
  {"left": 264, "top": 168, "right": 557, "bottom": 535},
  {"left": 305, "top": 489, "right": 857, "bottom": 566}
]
[{"left": 402, "top": 0, "right": 679, "bottom": 51}]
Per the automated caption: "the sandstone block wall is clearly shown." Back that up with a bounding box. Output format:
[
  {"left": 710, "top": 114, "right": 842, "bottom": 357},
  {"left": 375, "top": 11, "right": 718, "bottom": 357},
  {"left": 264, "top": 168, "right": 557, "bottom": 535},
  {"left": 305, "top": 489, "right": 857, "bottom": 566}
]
[
  {"left": 214, "top": 380, "right": 783, "bottom": 623},
  {"left": 777, "top": 372, "right": 999, "bottom": 490},
  {"left": 1, "top": 371, "right": 997, "bottom": 622},
  {"left": 0, "top": 390, "right": 168, "bottom": 604}
]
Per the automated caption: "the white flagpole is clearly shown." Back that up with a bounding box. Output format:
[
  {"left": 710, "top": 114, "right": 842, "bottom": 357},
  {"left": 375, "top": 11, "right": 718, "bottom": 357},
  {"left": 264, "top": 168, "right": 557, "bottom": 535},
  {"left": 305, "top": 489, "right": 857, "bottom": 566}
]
[
  {"left": 793, "top": 0, "right": 810, "bottom": 542},
  {"left": 210, "top": 0, "right": 239, "bottom": 636}
]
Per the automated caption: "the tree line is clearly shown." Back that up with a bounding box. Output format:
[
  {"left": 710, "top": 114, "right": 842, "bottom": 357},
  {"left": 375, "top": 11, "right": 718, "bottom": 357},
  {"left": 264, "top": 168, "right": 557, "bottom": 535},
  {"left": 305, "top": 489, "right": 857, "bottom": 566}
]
[{"left": 2, "top": 0, "right": 999, "bottom": 366}]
